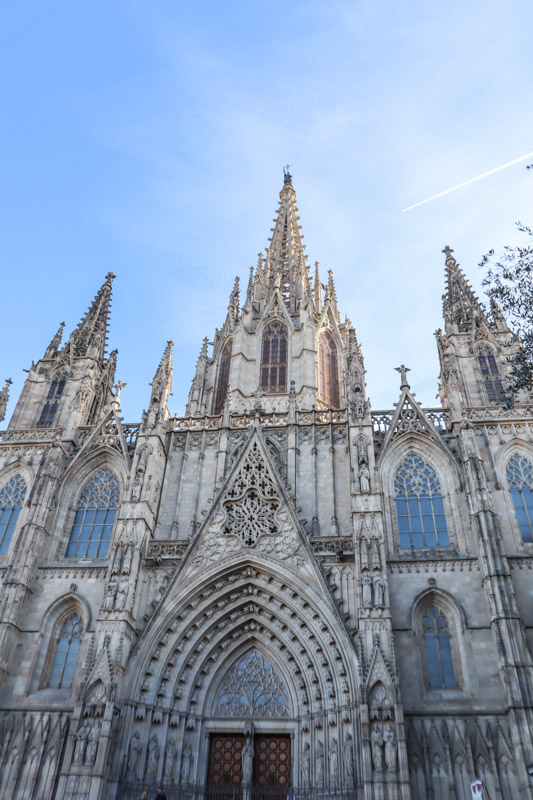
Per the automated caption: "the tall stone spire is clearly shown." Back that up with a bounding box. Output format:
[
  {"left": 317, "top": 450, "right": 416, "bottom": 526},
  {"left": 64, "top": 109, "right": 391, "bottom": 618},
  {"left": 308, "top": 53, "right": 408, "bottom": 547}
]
[
  {"left": 150, "top": 339, "right": 173, "bottom": 413},
  {"left": 0, "top": 379, "right": 12, "bottom": 424},
  {"left": 442, "top": 246, "right": 486, "bottom": 333},
  {"left": 68, "top": 273, "right": 115, "bottom": 363},
  {"left": 264, "top": 168, "right": 309, "bottom": 310}
]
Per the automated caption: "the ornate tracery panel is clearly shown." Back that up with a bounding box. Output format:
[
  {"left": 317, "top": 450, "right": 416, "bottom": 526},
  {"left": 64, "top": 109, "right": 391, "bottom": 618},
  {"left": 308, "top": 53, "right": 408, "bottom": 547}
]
[
  {"left": 0, "top": 474, "right": 26, "bottom": 556},
  {"left": 507, "top": 453, "right": 533, "bottom": 543},
  {"left": 223, "top": 442, "right": 279, "bottom": 547},
  {"left": 260, "top": 321, "right": 287, "bottom": 394},
  {"left": 214, "top": 650, "right": 290, "bottom": 718},
  {"left": 318, "top": 330, "right": 340, "bottom": 407},
  {"left": 394, "top": 453, "right": 449, "bottom": 549},
  {"left": 37, "top": 370, "right": 67, "bottom": 428}
]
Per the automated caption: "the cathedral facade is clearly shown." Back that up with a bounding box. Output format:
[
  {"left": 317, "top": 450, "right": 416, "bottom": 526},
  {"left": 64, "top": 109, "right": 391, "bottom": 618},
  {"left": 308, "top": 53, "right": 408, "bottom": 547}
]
[{"left": 1, "top": 172, "right": 533, "bottom": 800}]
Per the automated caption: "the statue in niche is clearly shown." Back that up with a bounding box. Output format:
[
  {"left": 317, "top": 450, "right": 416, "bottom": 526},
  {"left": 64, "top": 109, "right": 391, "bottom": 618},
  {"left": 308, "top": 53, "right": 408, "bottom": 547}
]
[
  {"left": 301, "top": 742, "right": 311, "bottom": 786},
  {"left": 111, "top": 545, "right": 123, "bottom": 575},
  {"left": 330, "top": 737, "right": 339, "bottom": 784},
  {"left": 86, "top": 722, "right": 101, "bottom": 765},
  {"left": 370, "top": 723, "right": 384, "bottom": 771},
  {"left": 373, "top": 575, "right": 386, "bottom": 608},
  {"left": 127, "top": 733, "right": 141, "bottom": 777},
  {"left": 103, "top": 579, "right": 117, "bottom": 611},
  {"left": 73, "top": 722, "right": 91, "bottom": 765},
  {"left": 242, "top": 737, "right": 254, "bottom": 786},
  {"left": 343, "top": 733, "right": 354, "bottom": 780},
  {"left": 362, "top": 574, "right": 373, "bottom": 608},
  {"left": 316, "top": 739, "right": 324, "bottom": 785},
  {"left": 146, "top": 734, "right": 159, "bottom": 777},
  {"left": 359, "top": 460, "right": 371, "bottom": 494},
  {"left": 122, "top": 544, "right": 133, "bottom": 574},
  {"left": 181, "top": 741, "right": 193, "bottom": 783},
  {"left": 115, "top": 577, "right": 130, "bottom": 611},
  {"left": 164, "top": 738, "right": 177, "bottom": 780},
  {"left": 383, "top": 724, "right": 397, "bottom": 771}
]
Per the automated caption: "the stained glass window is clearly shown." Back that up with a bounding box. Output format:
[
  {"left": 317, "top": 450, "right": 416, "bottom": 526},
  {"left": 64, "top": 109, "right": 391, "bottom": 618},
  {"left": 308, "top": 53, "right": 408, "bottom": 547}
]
[
  {"left": 394, "top": 453, "right": 449, "bottom": 549},
  {"left": 0, "top": 474, "right": 27, "bottom": 556},
  {"left": 37, "top": 372, "right": 67, "bottom": 428},
  {"left": 476, "top": 343, "right": 505, "bottom": 404},
  {"left": 260, "top": 321, "right": 288, "bottom": 394},
  {"left": 507, "top": 453, "right": 533, "bottom": 543},
  {"left": 48, "top": 613, "right": 83, "bottom": 689},
  {"left": 65, "top": 469, "right": 119, "bottom": 558},
  {"left": 318, "top": 331, "right": 340, "bottom": 408},
  {"left": 214, "top": 650, "right": 290, "bottom": 718},
  {"left": 422, "top": 606, "right": 457, "bottom": 689},
  {"left": 214, "top": 338, "right": 232, "bottom": 414}
]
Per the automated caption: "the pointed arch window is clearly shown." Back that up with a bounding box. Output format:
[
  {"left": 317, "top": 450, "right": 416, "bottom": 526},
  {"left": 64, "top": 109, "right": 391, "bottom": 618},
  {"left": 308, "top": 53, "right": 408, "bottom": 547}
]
[
  {"left": 37, "top": 371, "right": 67, "bottom": 428},
  {"left": 475, "top": 343, "right": 504, "bottom": 404},
  {"left": 318, "top": 330, "right": 340, "bottom": 407},
  {"left": 48, "top": 612, "right": 83, "bottom": 689},
  {"left": 214, "top": 338, "right": 232, "bottom": 415},
  {"left": 65, "top": 468, "right": 120, "bottom": 558},
  {"left": 507, "top": 453, "right": 533, "bottom": 543},
  {"left": 214, "top": 650, "right": 290, "bottom": 718},
  {"left": 0, "top": 474, "right": 27, "bottom": 556},
  {"left": 394, "top": 453, "right": 449, "bottom": 549},
  {"left": 422, "top": 605, "right": 457, "bottom": 689},
  {"left": 260, "top": 320, "right": 287, "bottom": 394}
]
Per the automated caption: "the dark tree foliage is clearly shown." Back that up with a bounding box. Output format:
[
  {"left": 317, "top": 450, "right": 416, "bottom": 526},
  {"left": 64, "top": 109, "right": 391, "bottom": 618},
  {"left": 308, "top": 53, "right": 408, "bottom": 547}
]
[{"left": 480, "top": 221, "right": 533, "bottom": 397}]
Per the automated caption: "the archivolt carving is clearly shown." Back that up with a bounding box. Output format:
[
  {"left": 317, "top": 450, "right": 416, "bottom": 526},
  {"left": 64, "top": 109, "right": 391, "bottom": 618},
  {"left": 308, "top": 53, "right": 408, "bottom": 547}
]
[{"left": 127, "top": 566, "right": 357, "bottom": 728}]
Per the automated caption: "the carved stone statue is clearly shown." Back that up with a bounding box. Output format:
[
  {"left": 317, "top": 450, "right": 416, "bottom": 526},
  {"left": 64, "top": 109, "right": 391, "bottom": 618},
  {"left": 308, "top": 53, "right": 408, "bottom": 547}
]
[
  {"left": 122, "top": 544, "right": 133, "bottom": 575},
  {"left": 343, "top": 732, "right": 354, "bottom": 779},
  {"left": 370, "top": 723, "right": 384, "bottom": 771},
  {"left": 146, "top": 734, "right": 159, "bottom": 777},
  {"left": 316, "top": 739, "right": 324, "bottom": 785},
  {"left": 127, "top": 733, "right": 140, "bottom": 776},
  {"left": 241, "top": 737, "right": 254, "bottom": 785},
  {"left": 115, "top": 578, "right": 129, "bottom": 611},
  {"left": 301, "top": 742, "right": 311, "bottom": 786},
  {"left": 86, "top": 722, "right": 100, "bottom": 765},
  {"left": 359, "top": 462, "right": 371, "bottom": 494},
  {"left": 362, "top": 574, "right": 373, "bottom": 608},
  {"left": 181, "top": 741, "right": 193, "bottom": 783},
  {"left": 330, "top": 736, "right": 339, "bottom": 784},
  {"left": 104, "top": 580, "right": 117, "bottom": 611},
  {"left": 164, "top": 738, "right": 177, "bottom": 780},
  {"left": 371, "top": 538, "right": 381, "bottom": 570},
  {"left": 73, "top": 722, "right": 90, "bottom": 765},
  {"left": 383, "top": 724, "right": 397, "bottom": 771},
  {"left": 373, "top": 575, "right": 386, "bottom": 608}
]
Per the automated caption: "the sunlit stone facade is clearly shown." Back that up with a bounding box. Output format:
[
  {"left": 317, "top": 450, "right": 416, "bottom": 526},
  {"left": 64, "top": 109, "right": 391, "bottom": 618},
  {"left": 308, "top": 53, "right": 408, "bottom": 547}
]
[{"left": 1, "top": 173, "right": 533, "bottom": 799}]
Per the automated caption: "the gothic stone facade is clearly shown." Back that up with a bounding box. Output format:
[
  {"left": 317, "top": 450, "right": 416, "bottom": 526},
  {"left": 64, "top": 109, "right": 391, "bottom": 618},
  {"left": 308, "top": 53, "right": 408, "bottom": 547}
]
[{"left": 1, "top": 173, "right": 533, "bottom": 800}]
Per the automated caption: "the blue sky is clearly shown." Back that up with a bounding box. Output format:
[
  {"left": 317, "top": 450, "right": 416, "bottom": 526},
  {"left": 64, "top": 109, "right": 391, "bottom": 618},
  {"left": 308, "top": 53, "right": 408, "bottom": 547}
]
[{"left": 1, "top": 1, "right": 532, "bottom": 421}]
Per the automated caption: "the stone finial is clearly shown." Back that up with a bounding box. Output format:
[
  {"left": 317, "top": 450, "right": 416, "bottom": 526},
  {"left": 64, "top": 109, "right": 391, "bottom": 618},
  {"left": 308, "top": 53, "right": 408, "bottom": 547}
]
[
  {"left": 395, "top": 365, "right": 411, "bottom": 390},
  {"left": 442, "top": 245, "right": 456, "bottom": 265}
]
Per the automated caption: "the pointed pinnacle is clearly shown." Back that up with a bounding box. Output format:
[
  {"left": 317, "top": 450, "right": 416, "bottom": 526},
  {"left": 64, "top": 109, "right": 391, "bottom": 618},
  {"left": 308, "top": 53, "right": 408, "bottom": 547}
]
[
  {"left": 70, "top": 274, "right": 115, "bottom": 362},
  {"left": 0, "top": 378, "right": 12, "bottom": 424}
]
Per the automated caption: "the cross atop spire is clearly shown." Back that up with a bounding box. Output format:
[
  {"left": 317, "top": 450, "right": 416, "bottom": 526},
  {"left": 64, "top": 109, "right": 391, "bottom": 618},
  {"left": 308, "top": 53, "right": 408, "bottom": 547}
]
[{"left": 68, "top": 273, "right": 115, "bottom": 363}]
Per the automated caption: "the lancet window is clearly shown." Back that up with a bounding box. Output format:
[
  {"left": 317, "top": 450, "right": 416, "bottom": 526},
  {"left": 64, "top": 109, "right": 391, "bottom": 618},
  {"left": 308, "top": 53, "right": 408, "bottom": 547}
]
[
  {"left": 422, "top": 605, "right": 457, "bottom": 689},
  {"left": 260, "top": 320, "right": 288, "bottom": 394},
  {"left": 507, "top": 453, "right": 533, "bottom": 543},
  {"left": 475, "top": 343, "right": 505, "bottom": 404},
  {"left": 65, "top": 468, "right": 120, "bottom": 558},
  {"left": 214, "top": 338, "right": 232, "bottom": 414},
  {"left": 0, "top": 474, "right": 27, "bottom": 556},
  {"left": 318, "top": 330, "right": 340, "bottom": 407},
  {"left": 48, "top": 612, "right": 83, "bottom": 689},
  {"left": 37, "top": 371, "right": 67, "bottom": 428},
  {"left": 214, "top": 650, "right": 290, "bottom": 718},
  {"left": 394, "top": 453, "right": 449, "bottom": 549}
]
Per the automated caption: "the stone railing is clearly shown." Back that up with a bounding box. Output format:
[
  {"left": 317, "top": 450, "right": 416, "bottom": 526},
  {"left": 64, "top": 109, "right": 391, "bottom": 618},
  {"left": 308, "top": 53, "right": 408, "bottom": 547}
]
[
  {"left": 310, "top": 537, "right": 354, "bottom": 557},
  {"left": 371, "top": 408, "right": 449, "bottom": 437},
  {"left": 171, "top": 408, "right": 348, "bottom": 431},
  {"left": 147, "top": 541, "right": 190, "bottom": 561},
  {"left": 0, "top": 427, "right": 63, "bottom": 445}
]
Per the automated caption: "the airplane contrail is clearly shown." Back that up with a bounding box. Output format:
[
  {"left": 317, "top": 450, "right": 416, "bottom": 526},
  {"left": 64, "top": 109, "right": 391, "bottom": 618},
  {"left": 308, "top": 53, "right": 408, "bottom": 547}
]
[{"left": 402, "top": 150, "right": 533, "bottom": 212}]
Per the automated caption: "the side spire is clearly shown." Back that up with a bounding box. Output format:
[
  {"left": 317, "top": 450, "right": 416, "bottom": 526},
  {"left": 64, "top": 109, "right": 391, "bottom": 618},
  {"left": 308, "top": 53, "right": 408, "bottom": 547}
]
[
  {"left": 0, "top": 379, "right": 12, "bottom": 424},
  {"left": 68, "top": 272, "right": 115, "bottom": 363},
  {"left": 150, "top": 339, "right": 173, "bottom": 413},
  {"left": 44, "top": 321, "right": 65, "bottom": 359},
  {"left": 442, "top": 246, "right": 486, "bottom": 333}
]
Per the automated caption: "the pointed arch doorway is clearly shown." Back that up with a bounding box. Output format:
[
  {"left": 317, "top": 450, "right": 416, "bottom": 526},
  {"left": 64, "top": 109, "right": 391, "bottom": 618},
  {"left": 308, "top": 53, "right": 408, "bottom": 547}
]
[{"left": 206, "top": 650, "right": 292, "bottom": 800}]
